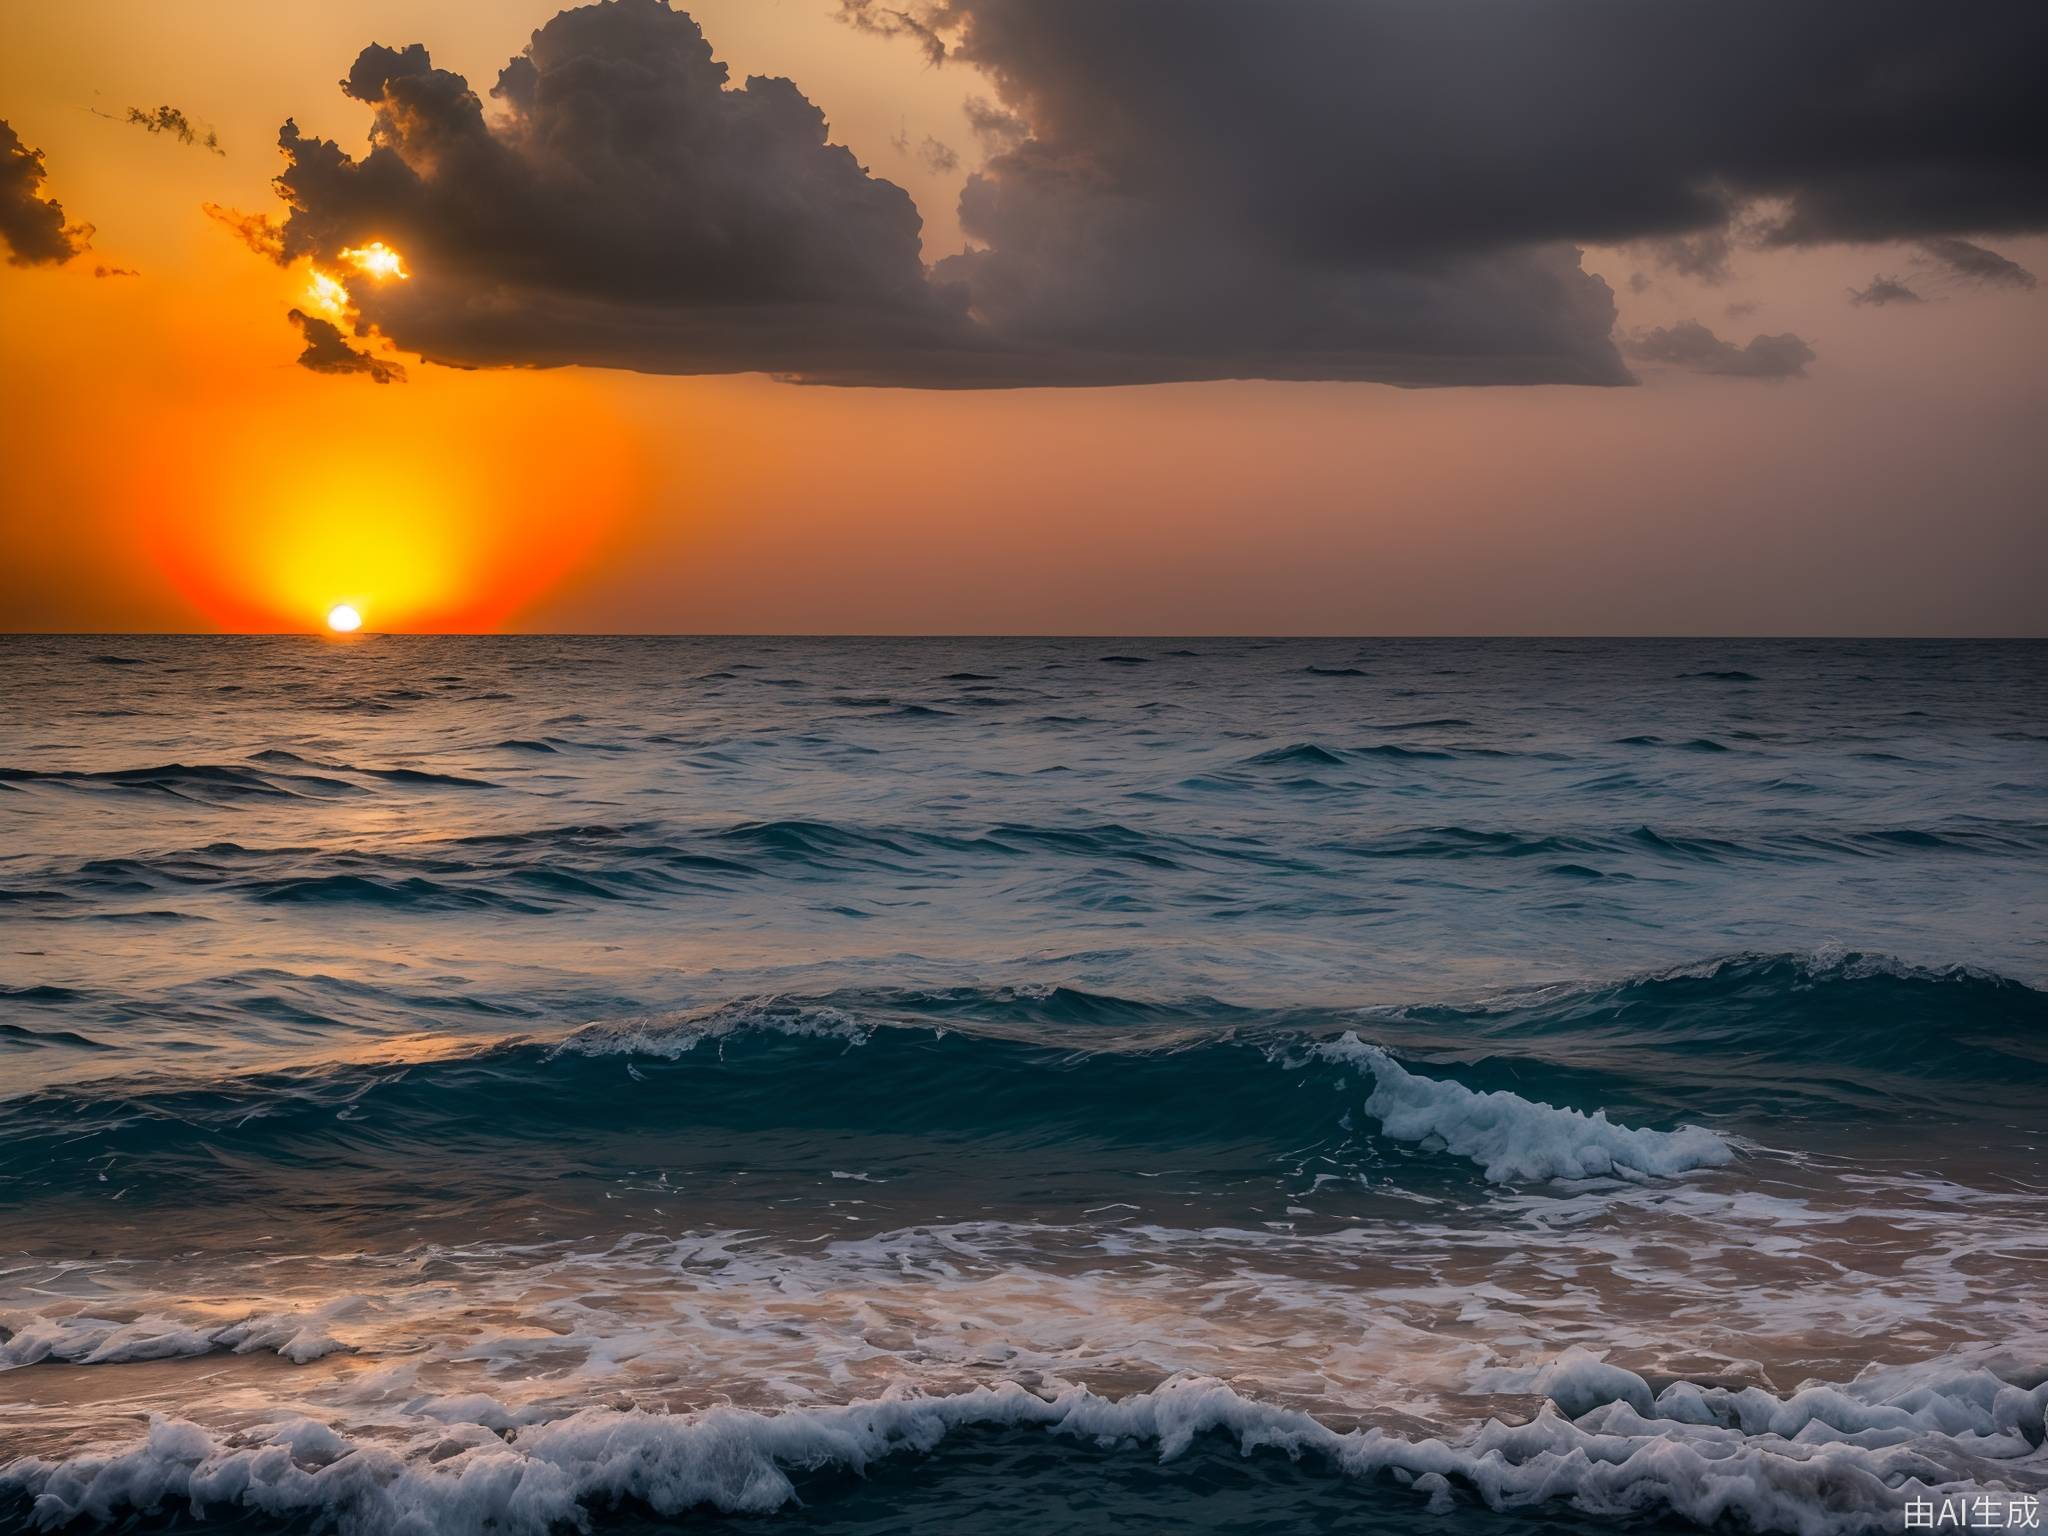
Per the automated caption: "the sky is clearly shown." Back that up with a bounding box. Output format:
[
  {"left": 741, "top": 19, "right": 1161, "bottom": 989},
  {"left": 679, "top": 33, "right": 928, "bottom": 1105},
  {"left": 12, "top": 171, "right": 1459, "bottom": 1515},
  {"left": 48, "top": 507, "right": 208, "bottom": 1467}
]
[{"left": 1, "top": 0, "right": 2043, "bottom": 635}]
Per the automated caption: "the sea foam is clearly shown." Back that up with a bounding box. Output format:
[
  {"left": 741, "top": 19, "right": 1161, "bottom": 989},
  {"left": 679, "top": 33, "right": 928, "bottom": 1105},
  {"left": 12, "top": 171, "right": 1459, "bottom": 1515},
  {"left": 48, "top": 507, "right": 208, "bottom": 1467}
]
[
  {"left": 8, "top": 1363, "right": 2042, "bottom": 1536},
  {"left": 1, "top": 1302, "right": 353, "bottom": 1370}
]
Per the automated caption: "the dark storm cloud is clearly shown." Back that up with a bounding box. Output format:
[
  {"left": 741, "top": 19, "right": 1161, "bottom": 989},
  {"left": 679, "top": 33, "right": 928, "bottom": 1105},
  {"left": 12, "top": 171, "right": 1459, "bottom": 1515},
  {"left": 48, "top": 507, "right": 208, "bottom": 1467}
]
[
  {"left": 1917, "top": 237, "right": 2038, "bottom": 291},
  {"left": 0, "top": 118, "right": 90, "bottom": 266},
  {"left": 288, "top": 309, "right": 406, "bottom": 383},
  {"left": 890, "top": 0, "right": 2048, "bottom": 254},
  {"left": 262, "top": 0, "right": 2044, "bottom": 389},
  {"left": 1848, "top": 276, "right": 1923, "bottom": 308},
  {"left": 266, "top": 0, "right": 1622, "bottom": 387},
  {"left": 1625, "top": 321, "right": 1815, "bottom": 380}
]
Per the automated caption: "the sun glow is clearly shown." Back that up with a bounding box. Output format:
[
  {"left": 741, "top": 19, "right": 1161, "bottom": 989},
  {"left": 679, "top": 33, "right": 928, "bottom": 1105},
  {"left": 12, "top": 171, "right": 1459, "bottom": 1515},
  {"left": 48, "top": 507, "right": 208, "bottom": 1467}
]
[
  {"left": 132, "top": 369, "right": 650, "bottom": 634},
  {"left": 326, "top": 602, "right": 363, "bottom": 633},
  {"left": 305, "top": 270, "right": 351, "bottom": 317},
  {"left": 339, "top": 242, "right": 409, "bottom": 281}
]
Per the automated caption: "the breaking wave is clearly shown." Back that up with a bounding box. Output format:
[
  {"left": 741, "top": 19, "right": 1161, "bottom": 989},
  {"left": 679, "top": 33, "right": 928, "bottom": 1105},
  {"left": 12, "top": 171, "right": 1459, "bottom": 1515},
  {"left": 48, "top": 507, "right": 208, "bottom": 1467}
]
[{"left": 6, "top": 1360, "right": 2043, "bottom": 1536}]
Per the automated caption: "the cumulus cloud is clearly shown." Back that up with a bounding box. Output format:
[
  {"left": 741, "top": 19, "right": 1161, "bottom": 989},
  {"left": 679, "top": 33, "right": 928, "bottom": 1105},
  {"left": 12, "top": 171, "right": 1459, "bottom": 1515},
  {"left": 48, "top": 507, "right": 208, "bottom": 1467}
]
[
  {"left": 255, "top": 0, "right": 2044, "bottom": 389},
  {"left": 264, "top": 3, "right": 983, "bottom": 384},
  {"left": 0, "top": 118, "right": 90, "bottom": 265},
  {"left": 1916, "top": 236, "right": 2037, "bottom": 290},
  {"left": 1625, "top": 321, "right": 1815, "bottom": 380},
  {"left": 1848, "top": 275, "right": 1923, "bottom": 307},
  {"left": 288, "top": 309, "right": 406, "bottom": 383}
]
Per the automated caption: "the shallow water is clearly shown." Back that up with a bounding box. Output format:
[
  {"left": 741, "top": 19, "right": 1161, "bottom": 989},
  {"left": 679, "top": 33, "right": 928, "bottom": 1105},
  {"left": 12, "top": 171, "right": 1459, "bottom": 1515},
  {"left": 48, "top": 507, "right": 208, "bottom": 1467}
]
[{"left": 1, "top": 637, "right": 2044, "bottom": 1533}]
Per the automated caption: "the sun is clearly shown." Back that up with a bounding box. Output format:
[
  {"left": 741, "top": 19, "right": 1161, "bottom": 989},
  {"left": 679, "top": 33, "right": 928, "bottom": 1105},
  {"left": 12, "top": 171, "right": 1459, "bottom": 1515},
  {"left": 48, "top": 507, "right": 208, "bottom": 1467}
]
[{"left": 326, "top": 603, "right": 363, "bottom": 633}]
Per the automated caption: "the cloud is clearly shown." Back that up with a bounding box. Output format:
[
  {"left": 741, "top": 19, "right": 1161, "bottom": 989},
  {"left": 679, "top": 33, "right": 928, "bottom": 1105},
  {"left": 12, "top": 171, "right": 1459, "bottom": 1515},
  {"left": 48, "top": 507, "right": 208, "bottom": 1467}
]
[
  {"left": 905, "top": 0, "right": 2047, "bottom": 256},
  {"left": 92, "top": 262, "right": 139, "bottom": 279},
  {"left": 262, "top": 1, "right": 1624, "bottom": 388},
  {"left": 0, "top": 118, "right": 91, "bottom": 265},
  {"left": 288, "top": 309, "right": 406, "bottom": 383},
  {"left": 838, "top": 1, "right": 949, "bottom": 63},
  {"left": 1640, "top": 230, "right": 1736, "bottom": 285},
  {"left": 1625, "top": 321, "right": 1815, "bottom": 379},
  {"left": 961, "top": 95, "right": 1027, "bottom": 152},
  {"left": 1916, "top": 236, "right": 2037, "bottom": 290},
  {"left": 1848, "top": 275, "right": 1923, "bottom": 307},
  {"left": 120, "top": 105, "right": 223, "bottom": 155},
  {"left": 892, "top": 130, "right": 959, "bottom": 174},
  {"left": 203, "top": 202, "right": 286, "bottom": 259},
  {"left": 264, "top": 2, "right": 981, "bottom": 385},
  {"left": 257, "top": 0, "right": 2044, "bottom": 390}
]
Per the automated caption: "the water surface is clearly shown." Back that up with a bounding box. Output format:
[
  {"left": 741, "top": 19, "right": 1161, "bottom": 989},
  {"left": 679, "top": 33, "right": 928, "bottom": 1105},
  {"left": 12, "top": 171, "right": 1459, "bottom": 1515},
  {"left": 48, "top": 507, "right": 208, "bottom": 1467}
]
[{"left": 2, "top": 637, "right": 2044, "bottom": 1533}]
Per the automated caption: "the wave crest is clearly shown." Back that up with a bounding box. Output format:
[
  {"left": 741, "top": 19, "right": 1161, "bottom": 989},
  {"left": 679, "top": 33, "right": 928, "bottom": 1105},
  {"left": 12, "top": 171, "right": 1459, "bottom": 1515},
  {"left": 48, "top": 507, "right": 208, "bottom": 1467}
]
[{"left": 1317, "top": 1034, "right": 1735, "bottom": 1182}]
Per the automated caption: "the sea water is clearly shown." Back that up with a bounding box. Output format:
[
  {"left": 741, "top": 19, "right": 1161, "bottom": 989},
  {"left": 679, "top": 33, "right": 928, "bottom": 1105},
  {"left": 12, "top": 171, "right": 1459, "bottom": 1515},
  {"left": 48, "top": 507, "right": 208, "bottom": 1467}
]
[{"left": 1, "top": 636, "right": 2043, "bottom": 1533}]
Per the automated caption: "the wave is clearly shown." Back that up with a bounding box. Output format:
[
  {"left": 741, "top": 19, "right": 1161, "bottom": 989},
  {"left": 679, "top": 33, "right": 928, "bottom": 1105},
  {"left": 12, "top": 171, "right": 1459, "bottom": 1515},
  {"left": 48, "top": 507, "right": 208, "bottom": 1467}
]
[
  {"left": 1332, "top": 826, "right": 1605, "bottom": 860},
  {"left": 0, "top": 762, "right": 362, "bottom": 802},
  {"left": 357, "top": 767, "right": 498, "bottom": 788},
  {"left": 4, "top": 953, "right": 2035, "bottom": 1209},
  {"left": 1351, "top": 742, "right": 1456, "bottom": 760},
  {"left": 1400, "top": 951, "right": 2048, "bottom": 1095},
  {"left": 0, "top": 991, "right": 1736, "bottom": 1206},
  {"left": 1315, "top": 1035, "right": 1732, "bottom": 1181},
  {"left": 14, "top": 802, "right": 2040, "bottom": 921},
  {"left": 1244, "top": 743, "right": 1346, "bottom": 767},
  {"left": 1613, "top": 734, "right": 1731, "bottom": 752},
  {"left": 241, "top": 874, "right": 554, "bottom": 912},
  {"left": 6, "top": 1360, "right": 2041, "bottom": 1536},
  {"left": 0, "top": 756, "right": 503, "bottom": 806},
  {"left": 0, "top": 1022, "right": 111, "bottom": 1051}
]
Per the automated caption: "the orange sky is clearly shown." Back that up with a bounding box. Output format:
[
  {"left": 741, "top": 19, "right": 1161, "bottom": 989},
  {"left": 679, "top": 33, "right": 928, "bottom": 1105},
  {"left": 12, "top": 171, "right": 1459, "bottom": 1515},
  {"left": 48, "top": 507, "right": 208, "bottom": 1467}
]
[{"left": 2, "top": 0, "right": 2044, "bottom": 635}]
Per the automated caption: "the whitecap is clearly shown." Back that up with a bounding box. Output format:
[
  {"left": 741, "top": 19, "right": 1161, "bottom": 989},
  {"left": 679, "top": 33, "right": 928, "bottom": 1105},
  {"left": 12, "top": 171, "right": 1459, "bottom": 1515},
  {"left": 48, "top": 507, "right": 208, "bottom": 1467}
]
[{"left": 1316, "top": 1033, "right": 1734, "bottom": 1182}]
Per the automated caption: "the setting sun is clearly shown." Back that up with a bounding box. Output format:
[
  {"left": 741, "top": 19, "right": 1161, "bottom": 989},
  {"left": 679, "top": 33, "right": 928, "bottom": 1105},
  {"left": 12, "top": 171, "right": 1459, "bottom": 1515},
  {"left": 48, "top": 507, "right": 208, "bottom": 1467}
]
[{"left": 325, "top": 602, "right": 362, "bottom": 633}]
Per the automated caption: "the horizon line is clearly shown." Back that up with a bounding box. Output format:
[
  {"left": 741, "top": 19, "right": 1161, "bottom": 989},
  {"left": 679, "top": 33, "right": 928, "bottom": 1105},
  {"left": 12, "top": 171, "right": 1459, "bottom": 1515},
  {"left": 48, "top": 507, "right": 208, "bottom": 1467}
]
[{"left": 3, "top": 632, "right": 2044, "bottom": 643}]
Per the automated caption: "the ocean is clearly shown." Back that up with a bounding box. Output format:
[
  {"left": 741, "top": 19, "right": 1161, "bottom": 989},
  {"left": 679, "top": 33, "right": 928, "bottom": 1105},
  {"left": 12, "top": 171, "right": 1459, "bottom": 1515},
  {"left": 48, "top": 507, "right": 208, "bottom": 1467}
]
[{"left": 0, "top": 635, "right": 2043, "bottom": 1534}]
